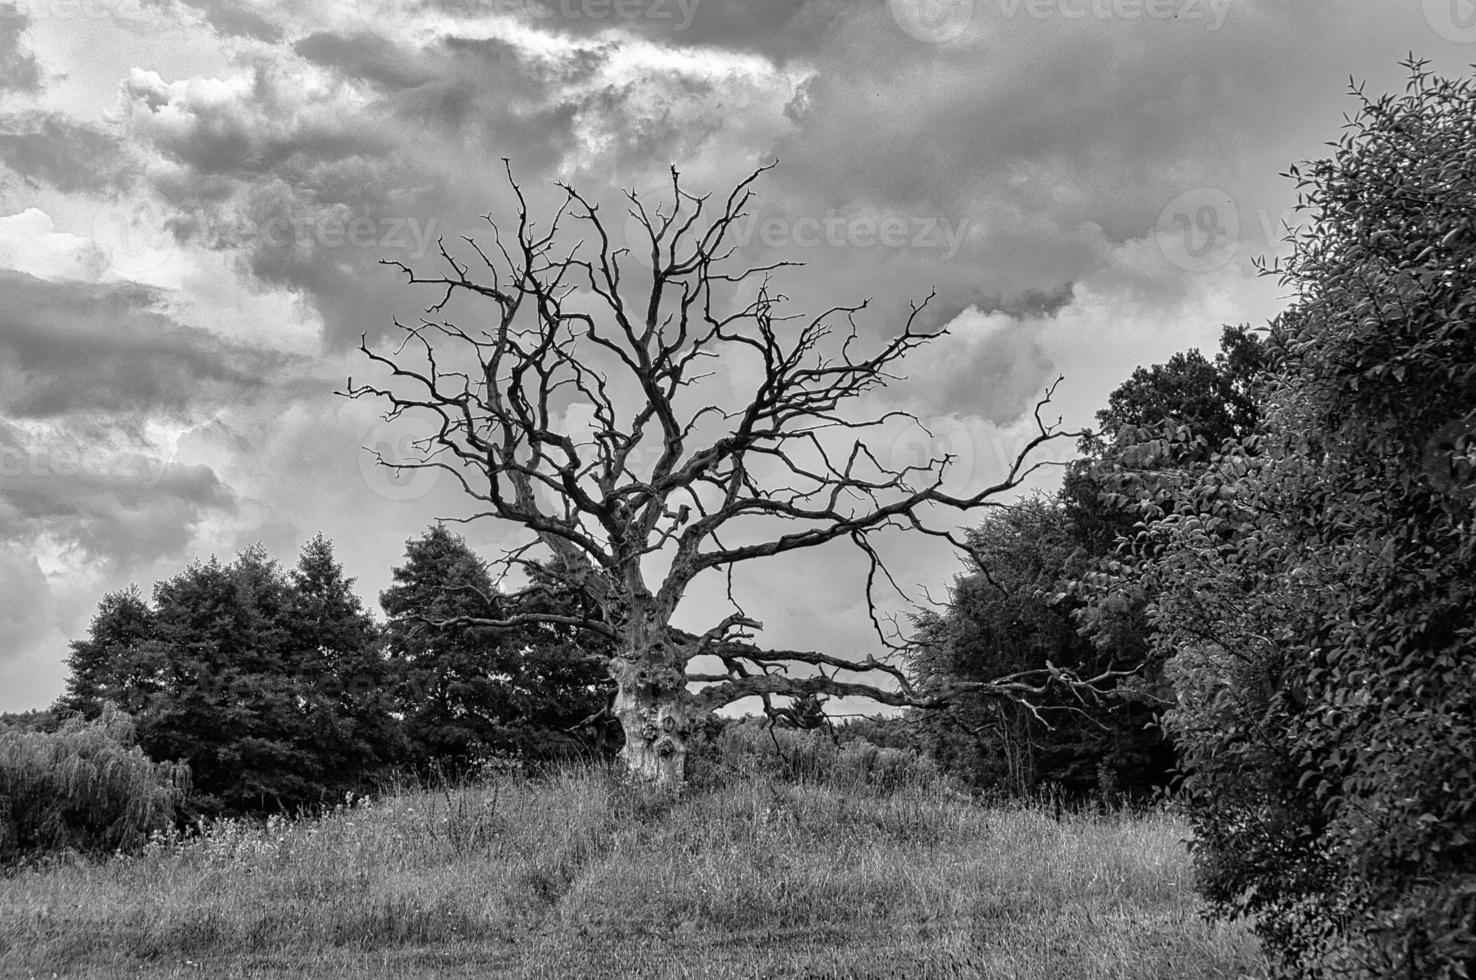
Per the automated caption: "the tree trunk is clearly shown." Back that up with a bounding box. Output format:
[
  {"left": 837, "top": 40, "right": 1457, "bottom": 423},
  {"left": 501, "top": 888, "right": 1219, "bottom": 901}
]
[{"left": 609, "top": 630, "right": 696, "bottom": 788}]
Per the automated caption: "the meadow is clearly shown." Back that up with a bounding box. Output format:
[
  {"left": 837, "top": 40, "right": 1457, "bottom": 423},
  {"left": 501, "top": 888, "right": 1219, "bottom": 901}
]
[{"left": 0, "top": 761, "right": 1266, "bottom": 980}]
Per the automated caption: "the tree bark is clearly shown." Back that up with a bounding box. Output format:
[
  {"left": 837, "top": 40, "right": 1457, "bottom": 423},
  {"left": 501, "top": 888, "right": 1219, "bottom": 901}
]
[{"left": 608, "top": 628, "right": 696, "bottom": 788}]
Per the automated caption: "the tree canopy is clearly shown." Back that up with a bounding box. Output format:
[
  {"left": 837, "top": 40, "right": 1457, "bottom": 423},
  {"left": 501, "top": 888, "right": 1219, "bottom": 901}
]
[
  {"left": 381, "top": 525, "right": 616, "bottom": 772},
  {"left": 63, "top": 538, "right": 398, "bottom": 814},
  {"left": 1085, "top": 60, "right": 1476, "bottom": 977}
]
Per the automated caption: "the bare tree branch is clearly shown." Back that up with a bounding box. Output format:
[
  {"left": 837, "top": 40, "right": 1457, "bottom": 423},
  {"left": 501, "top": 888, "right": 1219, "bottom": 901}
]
[{"left": 344, "top": 163, "right": 1092, "bottom": 783}]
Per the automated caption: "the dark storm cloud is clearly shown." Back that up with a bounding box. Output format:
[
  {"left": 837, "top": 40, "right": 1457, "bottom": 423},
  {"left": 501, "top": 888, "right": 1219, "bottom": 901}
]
[
  {"left": 398, "top": 35, "right": 586, "bottom": 163},
  {"left": 120, "top": 35, "right": 587, "bottom": 349},
  {"left": 425, "top": 0, "right": 846, "bottom": 63},
  {"left": 623, "top": 0, "right": 1406, "bottom": 421},
  {"left": 194, "top": 0, "right": 282, "bottom": 41},
  {"left": 127, "top": 68, "right": 391, "bottom": 178},
  {"left": 0, "top": 419, "right": 237, "bottom": 564},
  {"left": 0, "top": 112, "right": 133, "bottom": 193},
  {"left": 294, "top": 31, "right": 437, "bottom": 90},
  {"left": 766, "top": 0, "right": 1388, "bottom": 260},
  {"left": 94, "top": 0, "right": 1446, "bottom": 430},
  {"left": 0, "top": 270, "right": 292, "bottom": 418}
]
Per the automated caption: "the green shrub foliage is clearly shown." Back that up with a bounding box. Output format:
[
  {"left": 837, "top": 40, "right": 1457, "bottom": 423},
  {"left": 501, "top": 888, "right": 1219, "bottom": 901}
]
[
  {"left": 1086, "top": 61, "right": 1476, "bottom": 977},
  {"left": 0, "top": 705, "right": 187, "bottom": 864}
]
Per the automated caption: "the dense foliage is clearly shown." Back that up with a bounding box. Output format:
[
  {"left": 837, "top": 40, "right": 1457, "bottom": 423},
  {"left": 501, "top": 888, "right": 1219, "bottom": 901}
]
[
  {"left": 1087, "top": 61, "right": 1476, "bottom": 977},
  {"left": 909, "top": 497, "right": 1171, "bottom": 799},
  {"left": 381, "top": 526, "right": 618, "bottom": 774},
  {"left": 62, "top": 537, "right": 400, "bottom": 814},
  {"left": 910, "top": 327, "right": 1267, "bottom": 802},
  {"left": 684, "top": 716, "right": 941, "bottom": 793},
  {"left": 57, "top": 527, "right": 620, "bottom": 817},
  {"left": 0, "top": 705, "right": 187, "bottom": 864}
]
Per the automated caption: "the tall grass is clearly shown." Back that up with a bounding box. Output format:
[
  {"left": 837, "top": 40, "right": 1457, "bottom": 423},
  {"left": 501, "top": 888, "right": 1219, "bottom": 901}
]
[{"left": 0, "top": 763, "right": 1266, "bottom": 979}]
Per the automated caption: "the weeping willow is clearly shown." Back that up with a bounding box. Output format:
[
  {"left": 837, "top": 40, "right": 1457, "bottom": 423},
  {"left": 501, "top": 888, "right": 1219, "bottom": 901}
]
[{"left": 0, "top": 704, "right": 188, "bottom": 864}]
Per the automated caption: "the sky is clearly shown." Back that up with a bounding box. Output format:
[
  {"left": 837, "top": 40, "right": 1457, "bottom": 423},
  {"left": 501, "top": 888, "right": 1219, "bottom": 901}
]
[{"left": 1, "top": 0, "right": 1473, "bottom": 712}]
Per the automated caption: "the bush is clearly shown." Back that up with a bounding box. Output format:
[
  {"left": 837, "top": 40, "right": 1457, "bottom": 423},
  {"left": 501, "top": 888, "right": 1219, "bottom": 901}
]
[
  {"left": 700, "top": 719, "right": 940, "bottom": 792},
  {"left": 0, "top": 705, "right": 188, "bottom": 865},
  {"left": 1087, "top": 61, "right": 1476, "bottom": 977}
]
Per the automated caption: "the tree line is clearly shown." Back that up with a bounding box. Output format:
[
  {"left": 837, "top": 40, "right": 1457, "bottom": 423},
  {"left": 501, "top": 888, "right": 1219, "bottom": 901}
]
[
  {"left": 911, "top": 59, "right": 1476, "bottom": 978},
  {"left": 49, "top": 526, "right": 615, "bottom": 815}
]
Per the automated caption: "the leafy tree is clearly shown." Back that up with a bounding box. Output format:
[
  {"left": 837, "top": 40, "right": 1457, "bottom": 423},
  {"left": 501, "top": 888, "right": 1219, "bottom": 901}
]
[
  {"left": 0, "top": 705, "right": 187, "bottom": 864},
  {"left": 63, "top": 539, "right": 397, "bottom": 814},
  {"left": 347, "top": 164, "right": 1108, "bottom": 786},
  {"left": 910, "top": 497, "right": 1169, "bottom": 800},
  {"left": 1088, "top": 61, "right": 1476, "bottom": 977},
  {"left": 1062, "top": 323, "right": 1269, "bottom": 553},
  {"left": 0, "top": 709, "right": 58, "bottom": 734},
  {"left": 912, "top": 327, "right": 1266, "bottom": 802},
  {"left": 1087, "top": 324, "right": 1266, "bottom": 456},
  {"left": 381, "top": 525, "right": 615, "bottom": 772}
]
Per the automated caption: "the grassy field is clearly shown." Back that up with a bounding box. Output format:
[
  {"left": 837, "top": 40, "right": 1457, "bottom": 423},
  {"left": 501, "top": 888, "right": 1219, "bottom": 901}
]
[{"left": 0, "top": 768, "right": 1266, "bottom": 979}]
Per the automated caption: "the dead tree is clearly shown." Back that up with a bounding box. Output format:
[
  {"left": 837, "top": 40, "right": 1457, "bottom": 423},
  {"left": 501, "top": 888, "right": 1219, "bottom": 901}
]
[{"left": 345, "top": 162, "right": 1120, "bottom": 786}]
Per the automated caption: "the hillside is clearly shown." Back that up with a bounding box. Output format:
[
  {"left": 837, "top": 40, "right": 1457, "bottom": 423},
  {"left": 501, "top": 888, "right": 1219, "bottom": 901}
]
[{"left": 0, "top": 769, "right": 1265, "bottom": 979}]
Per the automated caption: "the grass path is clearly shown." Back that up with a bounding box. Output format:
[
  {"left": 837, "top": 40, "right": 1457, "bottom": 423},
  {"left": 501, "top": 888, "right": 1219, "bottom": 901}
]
[{"left": 0, "top": 771, "right": 1266, "bottom": 979}]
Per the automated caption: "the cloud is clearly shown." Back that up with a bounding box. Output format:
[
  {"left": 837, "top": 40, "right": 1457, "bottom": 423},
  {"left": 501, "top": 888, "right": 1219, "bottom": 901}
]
[
  {"left": 0, "top": 4, "right": 40, "bottom": 93},
  {"left": 0, "top": 207, "right": 109, "bottom": 279},
  {"left": 0, "top": 112, "right": 133, "bottom": 193},
  {"left": 0, "top": 543, "right": 69, "bottom": 712},
  {"left": 190, "top": 0, "right": 283, "bottom": 42},
  {"left": 0, "top": 544, "right": 56, "bottom": 657},
  {"left": 445, "top": 0, "right": 845, "bottom": 64},
  {"left": 0, "top": 269, "right": 294, "bottom": 419},
  {"left": 0, "top": 419, "right": 236, "bottom": 565},
  {"left": 113, "top": 27, "right": 798, "bottom": 348},
  {"left": 293, "top": 30, "right": 437, "bottom": 90}
]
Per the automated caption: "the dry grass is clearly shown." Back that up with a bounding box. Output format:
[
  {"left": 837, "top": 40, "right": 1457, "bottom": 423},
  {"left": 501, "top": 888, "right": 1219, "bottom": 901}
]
[{"left": 0, "top": 768, "right": 1267, "bottom": 979}]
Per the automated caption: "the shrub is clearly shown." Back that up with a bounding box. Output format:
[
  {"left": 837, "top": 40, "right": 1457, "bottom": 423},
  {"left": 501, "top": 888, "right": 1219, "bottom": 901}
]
[
  {"left": 705, "top": 719, "right": 940, "bottom": 792},
  {"left": 0, "top": 705, "right": 188, "bottom": 865},
  {"left": 1086, "top": 61, "right": 1476, "bottom": 977}
]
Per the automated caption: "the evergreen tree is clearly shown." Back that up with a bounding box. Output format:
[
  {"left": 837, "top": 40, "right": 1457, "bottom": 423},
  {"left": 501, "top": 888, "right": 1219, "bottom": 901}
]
[
  {"left": 382, "top": 526, "right": 617, "bottom": 772},
  {"left": 381, "top": 525, "right": 508, "bottom": 771},
  {"left": 286, "top": 534, "right": 403, "bottom": 790},
  {"left": 143, "top": 547, "right": 321, "bottom": 813},
  {"left": 60, "top": 586, "right": 158, "bottom": 718},
  {"left": 62, "top": 538, "right": 398, "bottom": 814}
]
